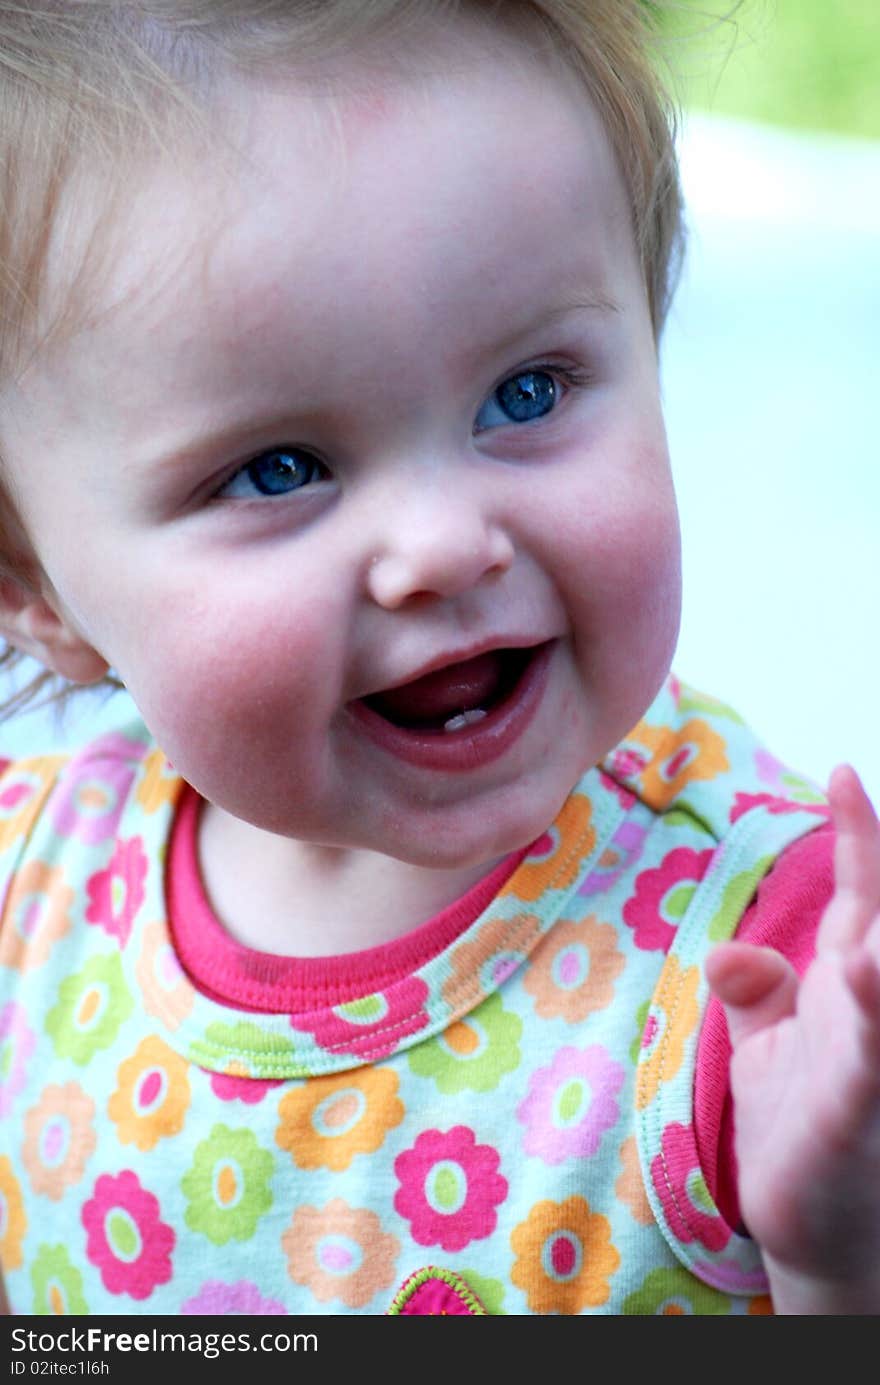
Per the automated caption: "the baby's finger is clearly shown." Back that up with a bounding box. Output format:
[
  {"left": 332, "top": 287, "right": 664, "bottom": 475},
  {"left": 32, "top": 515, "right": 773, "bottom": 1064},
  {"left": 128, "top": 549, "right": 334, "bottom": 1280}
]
[
  {"left": 705, "top": 942, "right": 798, "bottom": 1050},
  {"left": 818, "top": 765, "right": 880, "bottom": 953}
]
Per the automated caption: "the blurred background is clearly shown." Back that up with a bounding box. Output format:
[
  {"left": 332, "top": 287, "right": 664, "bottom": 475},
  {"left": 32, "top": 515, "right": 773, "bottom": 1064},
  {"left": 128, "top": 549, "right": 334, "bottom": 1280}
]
[
  {"left": 2, "top": 0, "right": 879, "bottom": 807},
  {"left": 662, "top": 0, "right": 879, "bottom": 804}
]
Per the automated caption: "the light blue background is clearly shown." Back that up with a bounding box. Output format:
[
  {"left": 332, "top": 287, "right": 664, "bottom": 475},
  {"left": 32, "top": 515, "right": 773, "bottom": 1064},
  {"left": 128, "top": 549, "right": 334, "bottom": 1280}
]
[{"left": 3, "top": 115, "right": 878, "bottom": 807}]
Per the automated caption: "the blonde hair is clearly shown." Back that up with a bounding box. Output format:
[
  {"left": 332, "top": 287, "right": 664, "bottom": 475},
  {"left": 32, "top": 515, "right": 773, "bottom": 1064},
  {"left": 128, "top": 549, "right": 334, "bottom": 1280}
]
[{"left": 0, "top": 0, "right": 692, "bottom": 714}]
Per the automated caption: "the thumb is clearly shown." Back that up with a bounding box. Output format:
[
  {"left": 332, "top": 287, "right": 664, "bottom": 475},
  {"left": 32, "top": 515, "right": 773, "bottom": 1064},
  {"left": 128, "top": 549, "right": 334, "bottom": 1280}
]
[{"left": 705, "top": 942, "right": 799, "bottom": 1050}]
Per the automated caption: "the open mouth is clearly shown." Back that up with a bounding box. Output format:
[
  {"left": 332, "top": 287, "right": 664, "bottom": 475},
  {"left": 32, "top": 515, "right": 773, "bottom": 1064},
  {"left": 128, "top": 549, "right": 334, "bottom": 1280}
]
[
  {"left": 348, "top": 641, "right": 555, "bottom": 771},
  {"left": 362, "top": 647, "right": 535, "bottom": 735}
]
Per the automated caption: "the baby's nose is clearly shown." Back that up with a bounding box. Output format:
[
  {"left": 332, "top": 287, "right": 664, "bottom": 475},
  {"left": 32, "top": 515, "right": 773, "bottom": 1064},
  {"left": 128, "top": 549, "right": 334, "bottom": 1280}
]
[{"left": 366, "top": 496, "right": 515, "bottom": 609}]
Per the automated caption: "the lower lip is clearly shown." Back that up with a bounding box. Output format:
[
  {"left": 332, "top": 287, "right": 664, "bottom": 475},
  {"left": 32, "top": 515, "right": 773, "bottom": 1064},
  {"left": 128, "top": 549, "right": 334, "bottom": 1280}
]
[{"left": 346, "top": 641, "right": 556, "bottom": 772}]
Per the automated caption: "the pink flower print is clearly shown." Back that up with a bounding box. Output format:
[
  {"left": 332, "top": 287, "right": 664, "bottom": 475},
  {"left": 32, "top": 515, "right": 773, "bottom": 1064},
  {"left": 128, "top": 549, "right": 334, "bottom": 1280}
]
[
  {"left": 290, "top": 975, "right": 430, "bottom": 1061},
  {"left": 49, "top": 734, "right": 147, "bottom": 845},
  {"left": 210, "top": 1071, "right": 284, "bottom": 1104},
  {"left": 0, "top": 1002, "right": 36, "bottom": 1117},
  {"left": 394, "top": 1126, "right": 507, "bottom": 1253},
  {"left": 181, "top": 1280, "right": 287, "bottom": 1315},
  {"left": 623, "top": 846, "right": 714, "bottom": 953},
  {"left": 579, "top": 815, "right": 647, "bottom": 895},
  {"left": 605, "top": 744, "right": 649, "bottom": 783},
  {"left": 597, "top": 767, "right": 638, "bottom": 812},
  {"left": 517, "top": 1045, "right": 625, "bottom": 1165},
  {"left": 730, "top": 792, "right": 828, "bottom": 825},
  {"left": 84, "top": 837, "right": 148, "bottom": 948},
  {"left": 650, "top": 1122, "right": 730, "bottom": 1253},
  {"left": 82, "top": 1170, "right": 174, "bottom": 1300}
]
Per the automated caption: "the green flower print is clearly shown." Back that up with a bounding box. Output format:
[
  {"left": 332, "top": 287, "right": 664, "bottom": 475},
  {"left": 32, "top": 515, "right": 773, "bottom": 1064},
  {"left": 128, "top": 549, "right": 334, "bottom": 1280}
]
[
  {"left": 190, "top": 1021, "right": 300, "bottom": 1078},
  {"left": 622, "top": 1266, "right": 731, "bottom": 1315},
  {"left": 461, "top": 1268, "right": 506, "bottom": 1314},
  {"left": 407, "top": 992, "right": 522, "bottom": 1094},
  {"left": 182, "top": 1124, "right": 274, "bottom": 1245},
  {"left": 31, "top": 1243, "right": 88, "bottom": 1315},
  {"left": 46, "top": 954, "right": 134, "bottom": 1066},
  {"left": 707, "top": 857, "right": 775, "bottom": 942},
  {"left": 629, "top": 999, "right": 651, "bottom": 1065}
]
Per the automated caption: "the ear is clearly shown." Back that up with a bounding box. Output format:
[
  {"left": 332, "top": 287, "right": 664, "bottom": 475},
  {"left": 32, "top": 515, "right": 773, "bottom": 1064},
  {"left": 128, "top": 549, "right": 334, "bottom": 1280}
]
[{"left": 0, "top": 576, "right": 110, "bottom": 685}]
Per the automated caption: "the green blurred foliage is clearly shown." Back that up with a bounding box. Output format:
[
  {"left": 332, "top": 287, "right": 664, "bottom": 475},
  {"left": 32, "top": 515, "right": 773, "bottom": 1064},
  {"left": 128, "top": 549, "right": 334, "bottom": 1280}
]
[{"left": 665, "top": 1, "right": 880, "bottom": 139}]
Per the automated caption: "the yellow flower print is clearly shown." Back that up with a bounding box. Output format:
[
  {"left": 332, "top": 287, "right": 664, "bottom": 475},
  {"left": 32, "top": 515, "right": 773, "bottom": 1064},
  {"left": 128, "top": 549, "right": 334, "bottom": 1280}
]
[
  {"left": 0, "top": 860, "right": 74, "bottom": 973},
  {"left": 635, "top": 955, "right": 700, "bottom": 1110},
  {"left": 441, "top": 914, "right": 540, "bottom": 1012},
  {"left": 0, "top": 1156, "right": 26, "bottom": 1270},
  {"left": 275, "top": 1067, "right": 404, "bottom": 1172},
  {"left": 283, "top": 1199, "right": 399, "bottom": 1309},
  {"left": 632, "top": 719, "right": 729, "bottom": 809},
  {"left": 511, "top": 1196, "right": 619, "bottom": 1313},
  {"left": 135, "top": 750, "right": 180, "bottom": 814},
  {"left": 23, "top": 1082, "right": 96, "bottom": 1200},
  {"left": 503, "top": 794, "right": 595, "bottom": 902},
  {"left": 108, "top": 1035, "right": 191, "bottom": 1151},
  {"left": 135, "top": 920, "right": 195, "bottom": 1029},
  {"left": 524, "top": 916, "right": 625, "bottom": 1022},
  {"left": 615, "top": 1135, "right": 654, "bottom": 1226},
  {"left": 0, "top": 757, "right": 64, "bottom": 853}
]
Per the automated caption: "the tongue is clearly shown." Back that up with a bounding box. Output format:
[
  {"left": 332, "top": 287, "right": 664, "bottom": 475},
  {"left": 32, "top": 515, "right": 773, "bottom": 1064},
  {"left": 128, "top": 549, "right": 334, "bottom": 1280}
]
[{"left": 368, "top": 652, "right": 505, "bottom": 727}]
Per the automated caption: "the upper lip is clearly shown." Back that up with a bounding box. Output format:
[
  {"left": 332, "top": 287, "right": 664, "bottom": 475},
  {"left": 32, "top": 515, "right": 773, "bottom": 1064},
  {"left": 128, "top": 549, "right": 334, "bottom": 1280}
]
[{"left": 356, "top": 635, "right": 555, "bottom": 701}]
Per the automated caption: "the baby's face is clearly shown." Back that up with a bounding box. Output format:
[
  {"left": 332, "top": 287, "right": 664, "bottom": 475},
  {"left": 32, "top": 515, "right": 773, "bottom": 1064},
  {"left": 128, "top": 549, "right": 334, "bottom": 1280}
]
[{"left": 2, "top": 22, "right": 681, "bottom": 868}]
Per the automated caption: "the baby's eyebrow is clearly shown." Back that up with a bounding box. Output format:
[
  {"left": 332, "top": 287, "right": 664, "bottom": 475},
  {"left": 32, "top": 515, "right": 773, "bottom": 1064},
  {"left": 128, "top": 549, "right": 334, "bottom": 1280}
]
[{"left": 490, "top": 293, "right": 620, "bottom": 356}]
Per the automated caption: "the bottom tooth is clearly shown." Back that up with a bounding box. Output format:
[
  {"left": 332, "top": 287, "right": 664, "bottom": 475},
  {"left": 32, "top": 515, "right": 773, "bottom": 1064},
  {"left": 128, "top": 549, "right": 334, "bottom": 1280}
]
[{"left": 443, "top": 708, "right": 488, "bottom": 733}]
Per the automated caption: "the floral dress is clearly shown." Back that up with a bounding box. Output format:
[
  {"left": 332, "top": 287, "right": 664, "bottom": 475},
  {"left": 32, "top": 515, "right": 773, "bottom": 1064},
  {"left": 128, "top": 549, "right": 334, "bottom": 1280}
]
[{"left": 0, "top": 676, "right": 827, "bottom": 1315}]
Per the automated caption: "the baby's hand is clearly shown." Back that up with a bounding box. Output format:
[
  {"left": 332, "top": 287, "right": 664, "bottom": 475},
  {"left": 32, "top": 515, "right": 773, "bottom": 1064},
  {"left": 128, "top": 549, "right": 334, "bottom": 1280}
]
[{"left": 705, "top": 766, "right": 880, "bottom": 1314}]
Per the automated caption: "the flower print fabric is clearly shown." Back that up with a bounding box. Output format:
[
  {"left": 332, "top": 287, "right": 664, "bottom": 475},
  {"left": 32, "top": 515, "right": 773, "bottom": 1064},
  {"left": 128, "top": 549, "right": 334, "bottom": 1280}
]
[
  {"left": 82, "top": 1171, "right": 174, "bottom": 1300},
  {"left": 394, "top": 1126, "right": 507, "bottom": 1253},
  {"left": 0, "top": 681, "right": 829, "bottom": 1313}
]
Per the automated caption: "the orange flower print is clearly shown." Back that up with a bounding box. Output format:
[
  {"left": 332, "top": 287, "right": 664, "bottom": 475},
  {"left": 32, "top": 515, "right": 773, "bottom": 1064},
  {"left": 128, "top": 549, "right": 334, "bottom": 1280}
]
[
  {"left": 511, "top": 1196, "right": 619, "bottom": 1313},
  {"left": 615, "top": 1135, "right": 653, "bottom": 1226},
  {"left": 0, "top": 1156, "right": 26, "bottom": 1269},
  {"left": 632, "top": 719, "right": 729, "bottom": 810},
  {"left": 136, "top": 920, "right": 195, "bottom": 1029},
  {"left": 504, "top": 794, "right": 595, "bottom": 902},
  {"left": 524, "top": 916, "right": 625, "bottom": 1022},
  {"left": 275, "top": 1067, "right": 404, "bottom": 1172},
  {"left": 441, "top": 914, "right": 540, "bottom": 1012},
  {"left": 0, "top": 860, "right": 74, "bottom": 973},
  {"left": 23, "top": 1082, "right": 96, "bottom": 1200},
  {"left": 635, "top": 955, "right": 700, "bottom": 1110},
  {"left": 282, "top": 1199, "right": 399, "bottom": 1309},
  {"left": 135, "top": 749, "right": 180, "bottom": 815},
  {"left": 0, "top": 757, "right": 63, "bottom": 853},
  {"left": 108, "top": 1036, "right": 191, "bottom": 1151}
]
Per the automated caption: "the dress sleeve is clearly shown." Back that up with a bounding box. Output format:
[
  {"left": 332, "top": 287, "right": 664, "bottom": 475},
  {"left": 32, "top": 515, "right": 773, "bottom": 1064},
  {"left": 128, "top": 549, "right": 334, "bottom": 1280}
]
[{"left": 693, "top": 822, "right": 835, "bottom": 1229}]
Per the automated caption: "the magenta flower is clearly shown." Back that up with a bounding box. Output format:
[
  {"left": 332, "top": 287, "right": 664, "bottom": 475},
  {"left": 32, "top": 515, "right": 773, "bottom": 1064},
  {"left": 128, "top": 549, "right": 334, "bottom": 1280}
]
[
  {"left": 650, "top": 1122, "right": 730, "bottom": 1253},
  {"left": 517, "top": 1044, "right": 624, "bottom": 1164},
  {"left": 49, "top": 734, "right": 148, "bottom": 845},
  {"left": 181, "top": 1280, "right": 287, "bottom": 1315},
  {"left": 0, "top": 1002, "right": 36, "bottom": 1117},
  {"left": 290, "top": 975, "right": 430, "bottom": 1061},
  {"left": 394, "top": 1126, "right": 507, "bottom": 1252},
  {"left": 82, "top": 1170, "right": 174, "bottom": 1300},
  {"left": 209, "top": 1072, "right": 284, "bottom": 1104},
  {"left": 84, "top": 837, "right": 148, "bottom": 947},
  {"left": 623, "top": 846, "right": 714, "bottom": 952},
  {"left": 730, "top": 791, "right": 828, "bottom": 825}
]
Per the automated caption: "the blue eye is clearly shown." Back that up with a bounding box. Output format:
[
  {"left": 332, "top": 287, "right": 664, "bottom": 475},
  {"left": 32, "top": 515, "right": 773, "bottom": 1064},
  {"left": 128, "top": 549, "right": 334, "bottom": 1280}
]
[
  {"left": 475, "top": 370, "right": 559, "bottom": 431},
  {"left": 218, "top": 448, "right": 326, "bottom": 499}
]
